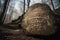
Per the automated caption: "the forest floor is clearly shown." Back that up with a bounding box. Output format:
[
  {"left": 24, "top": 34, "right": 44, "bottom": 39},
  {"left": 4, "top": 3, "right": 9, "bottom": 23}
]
[{"left": 0, "top": 28, "right": 60, "bottom": 40}]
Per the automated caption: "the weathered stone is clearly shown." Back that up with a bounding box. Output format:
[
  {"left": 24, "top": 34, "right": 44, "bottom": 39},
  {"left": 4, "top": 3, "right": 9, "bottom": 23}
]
[{"left": 21, "top": 3, "right": 57, "bottom": 35}]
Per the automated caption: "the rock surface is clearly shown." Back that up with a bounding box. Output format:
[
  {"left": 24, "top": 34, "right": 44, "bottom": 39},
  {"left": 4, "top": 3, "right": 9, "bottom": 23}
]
[{"left": 21, "top": 3, "right": 57, "bottom": 35}]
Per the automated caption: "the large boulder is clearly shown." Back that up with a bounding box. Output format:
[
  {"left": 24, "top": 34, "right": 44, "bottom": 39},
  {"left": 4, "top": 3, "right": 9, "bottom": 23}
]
[{"left": 21, "top": 3, "right": 57, "bottom": 36}]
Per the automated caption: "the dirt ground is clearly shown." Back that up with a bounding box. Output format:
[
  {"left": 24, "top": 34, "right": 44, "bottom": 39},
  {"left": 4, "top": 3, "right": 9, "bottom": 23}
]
[{"left": 0, "top": 27, "right": 60, "bottom": 40}]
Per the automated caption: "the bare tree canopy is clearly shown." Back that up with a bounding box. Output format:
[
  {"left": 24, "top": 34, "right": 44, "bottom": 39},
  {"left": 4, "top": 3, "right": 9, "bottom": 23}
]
[{"left": 0, "top": 0, "right": 60, "bottom": 24}]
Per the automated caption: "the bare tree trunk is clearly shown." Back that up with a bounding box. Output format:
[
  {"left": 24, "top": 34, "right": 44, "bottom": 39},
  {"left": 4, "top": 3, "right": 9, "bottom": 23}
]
[
  {"left": 50, "top": 0, "right": 57, "bottom": 14},
  {"left": 2, "top": 0, "right": 10, "bottom": 24},
  {"left": 0, "top": 0, "right": 10, "bottom": 24},
  {"left": 27, "top": 0, "right": 30, "bottom": 9},
  {"left": 50, "top": 0, "right": 55, "bottom": 10}
]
